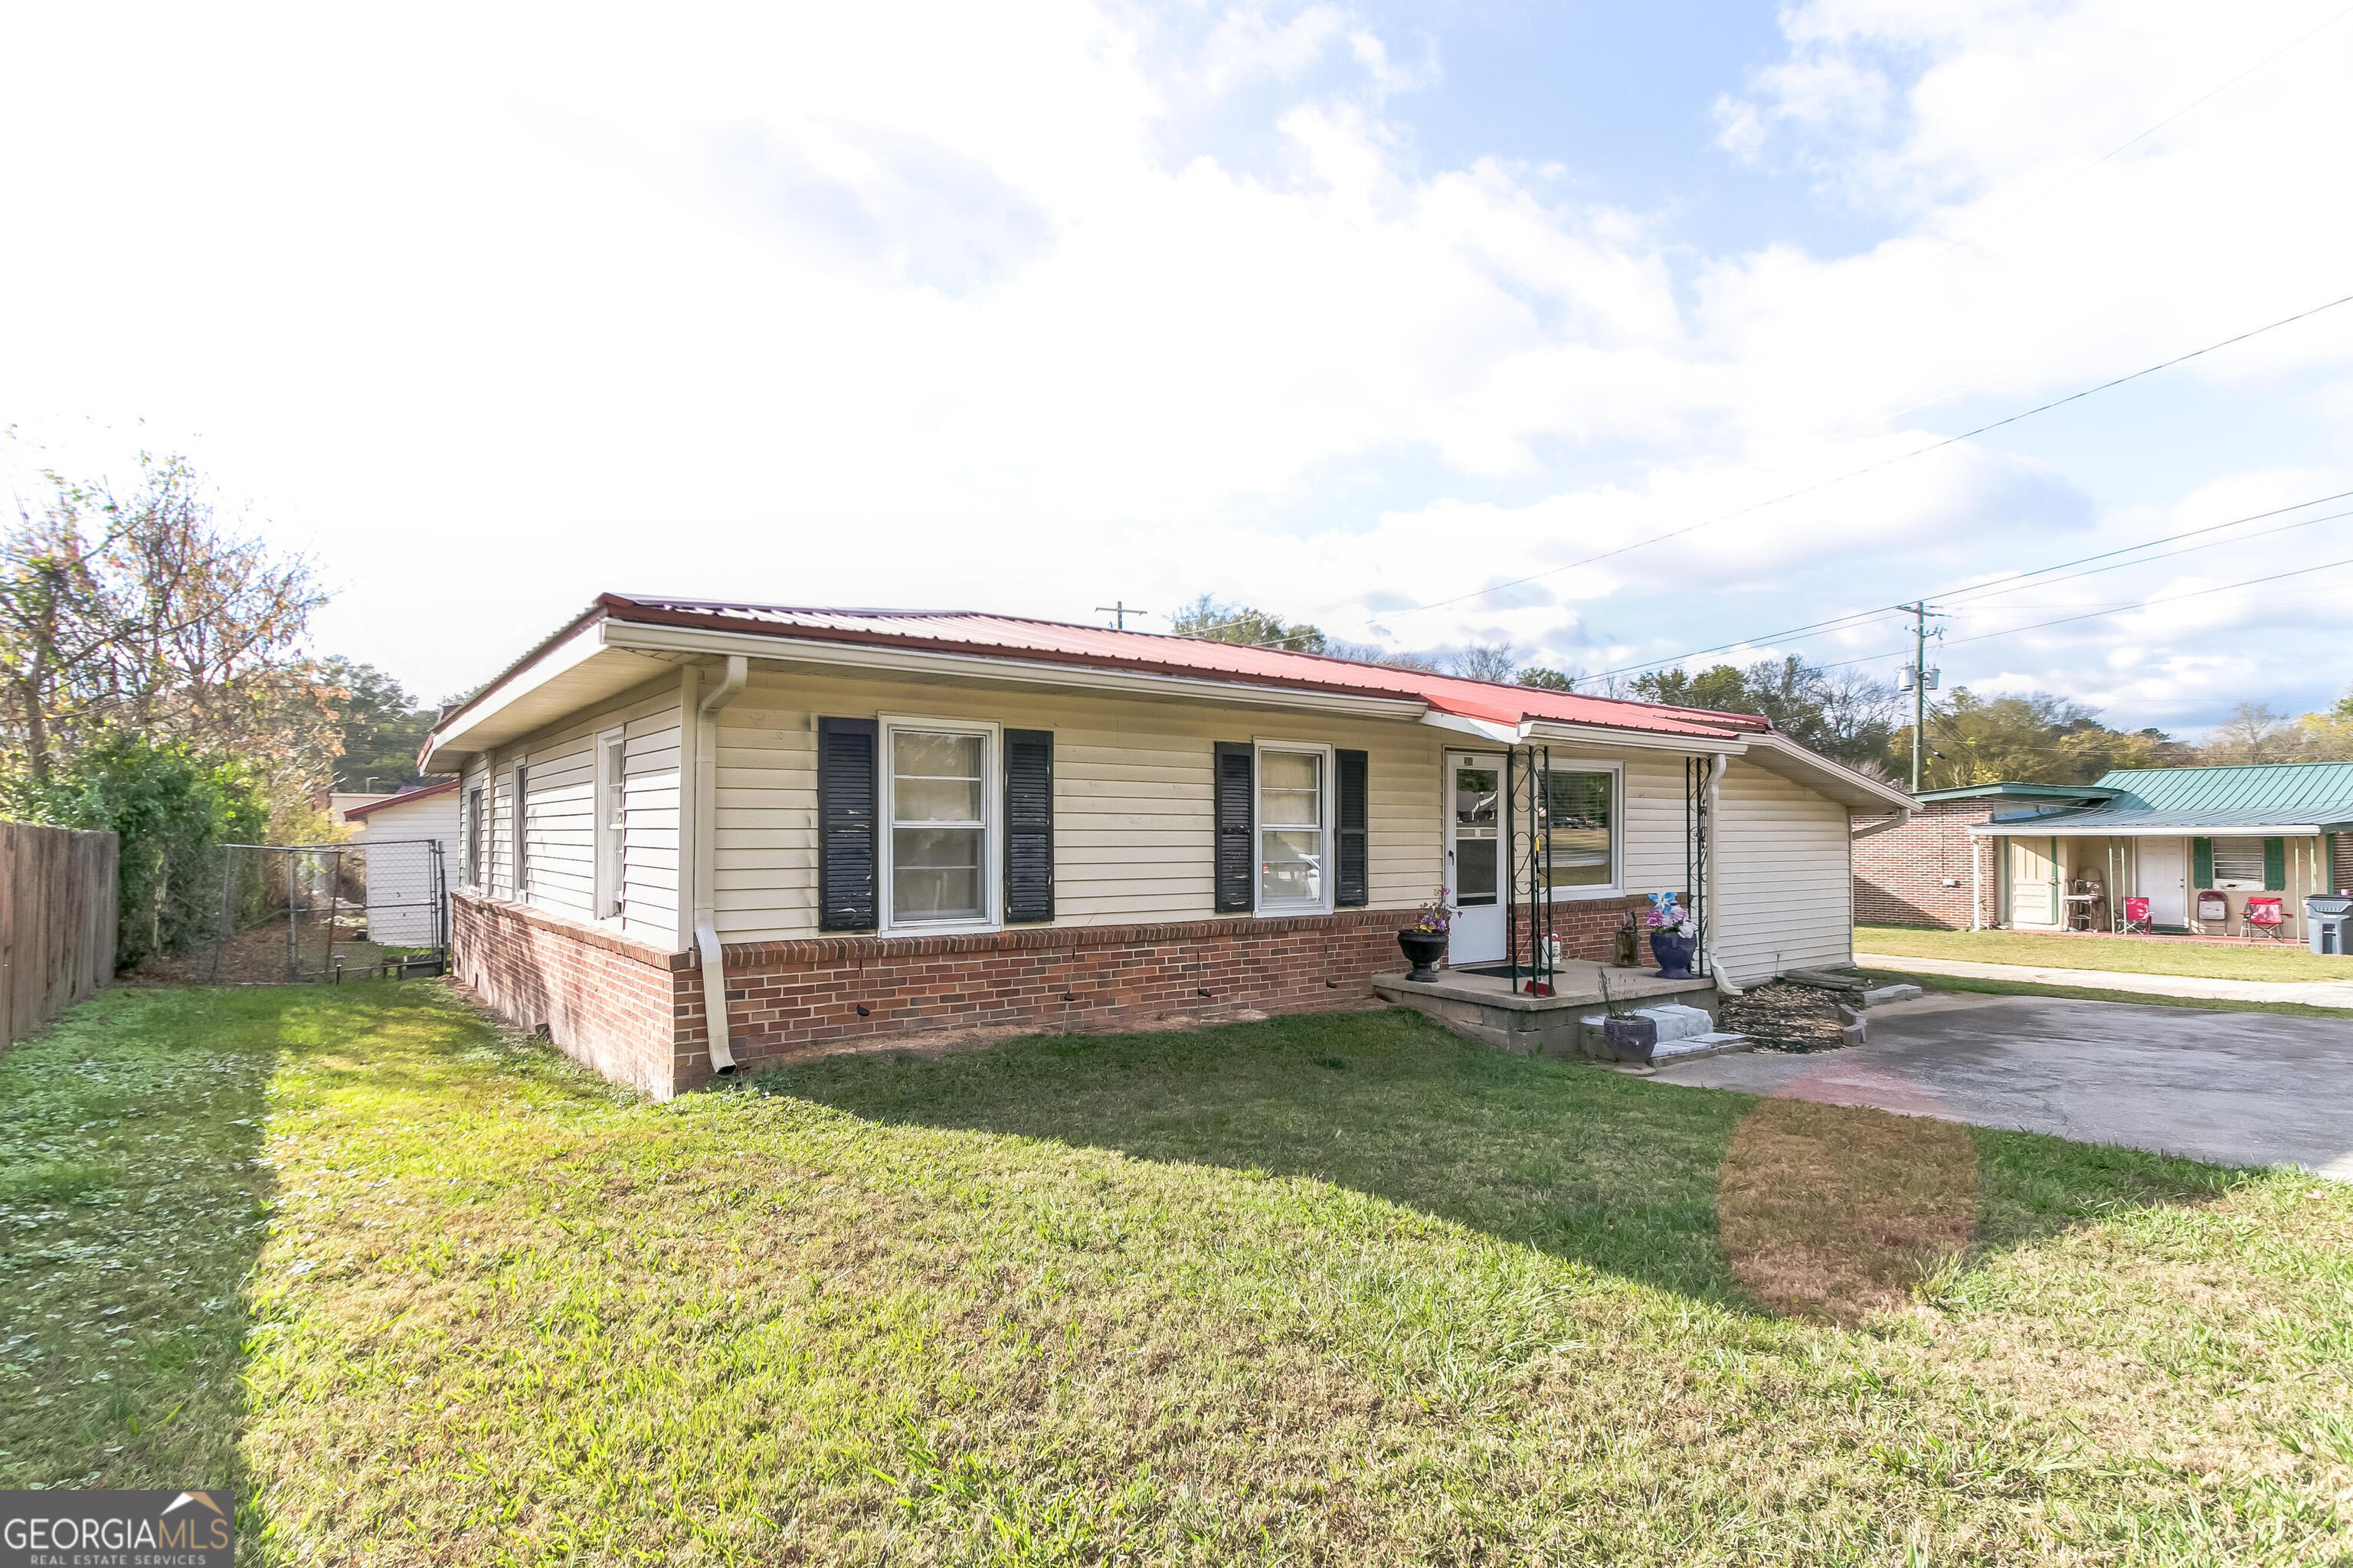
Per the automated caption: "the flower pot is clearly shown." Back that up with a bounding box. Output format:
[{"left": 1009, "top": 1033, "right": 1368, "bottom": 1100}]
[
  {"left": 1397, "top": 929, "right": 1448, "bottom": 982},
  {"left": 1648, "top": 930, "right": 1697, "bottom": 980}
]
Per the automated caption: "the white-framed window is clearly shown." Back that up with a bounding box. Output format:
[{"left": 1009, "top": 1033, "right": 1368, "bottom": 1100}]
[
  {"left": 1255, "top": 739, "right": 1333, "bottom": 914},
  {"left": 465, "top": 783, "right": 486, "bottom": 889},
  {"left": 511, "top": 760, "right": 530, "bottom": 903},
  {"left": 1537, "top": 761, "right": 1622, "bottom": 899},
  {"left": 594, "top": 726, "right": 627, "bottom": 919},
  {"left": 880, "top": 715, "right": 1000, "bottom": 933},
  {"left": 2211, "top": 837, "right": 2266, "bottom": 890}
]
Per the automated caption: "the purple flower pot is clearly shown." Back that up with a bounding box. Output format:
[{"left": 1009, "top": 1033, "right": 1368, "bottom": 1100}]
[{"left": 1648, "top": 930, "right": 1697, "bottom": 980}]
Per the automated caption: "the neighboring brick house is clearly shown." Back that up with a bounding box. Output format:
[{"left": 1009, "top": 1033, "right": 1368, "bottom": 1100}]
[
  {"left": 1853, "top": 783, "right": 2109, "bottom": 929},
  {"left": 420, "top": 594, "right": 1914, "bottom": 1098},
  {"left": 1854, "top": 798, "right": 1995, "bottom": 929},
  {"left": 1857, "top": 767, "right": 2353, "bottom": 937}
]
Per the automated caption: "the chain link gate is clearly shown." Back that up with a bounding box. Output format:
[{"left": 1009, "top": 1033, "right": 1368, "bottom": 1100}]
[{"left": 208, "top": 839, "right": 448, "bottom": 984}]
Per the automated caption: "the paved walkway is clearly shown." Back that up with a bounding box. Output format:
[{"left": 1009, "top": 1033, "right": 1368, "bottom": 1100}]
[
  {"left": 1654, "top": 992, "right": 2353, "bottom": 1180},
  {"left": 1854, "top": 951, "right": 2353, "bottom": 1008}
]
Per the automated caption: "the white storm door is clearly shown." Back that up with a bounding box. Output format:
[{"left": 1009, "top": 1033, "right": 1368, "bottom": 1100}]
[
  {"left": 2139, "top": 837, "right": 2188, "bottom": 927},
  {"left": 1445, "top": 752, "right": 1505, "bottom": 965}
]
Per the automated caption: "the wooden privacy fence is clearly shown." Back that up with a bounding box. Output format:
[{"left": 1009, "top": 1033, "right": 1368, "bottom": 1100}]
[{"left": 2, "top": 821, "right": 119, "bottom": 1049}]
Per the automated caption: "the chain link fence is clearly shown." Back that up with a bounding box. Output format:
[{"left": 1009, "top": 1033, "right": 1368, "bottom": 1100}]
[{"left": 205, "top": 839, "right": 447, "bottom": 984}]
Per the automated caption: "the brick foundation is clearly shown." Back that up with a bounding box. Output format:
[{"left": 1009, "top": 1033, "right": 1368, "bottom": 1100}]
[
  {"left": 452, "top": 893, "right": 1428, "bottom": 1098},
  {"left": 451, "top": 893, "right": 686, "bottom": 1097},
  {"left": 1853, "top": 800, "right": 1997, "bottom": 930}
]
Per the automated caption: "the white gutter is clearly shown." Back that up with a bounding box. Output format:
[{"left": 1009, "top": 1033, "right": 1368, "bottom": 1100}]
[
  {"left": 1851, "top": 809, "right": 1912, "bottom": 840},
  {"left": 602, "top": 619, "right": 1428, "bottom": 722},
  {"left": 692, "top": 654, "right": 748, "bottom": 1076},
  {"left": 1419, "top": 711, "right": 1520, "bottom": 745},
  {"left": 1968, "top": 821, "right": 2330, "bottom": 837},
  {"left": 1520, "top": 719, "right": 1752, "bottom": 755},
  {"left": 1972, "top": 836, "right": 1984, "bottom": 931}
]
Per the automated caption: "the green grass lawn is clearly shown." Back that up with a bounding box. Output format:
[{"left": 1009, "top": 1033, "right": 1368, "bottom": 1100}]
[
  {"left": 5, "top": 985, "right": 2351, "bottom": 1563},
  {"left": 1857, "top": 923, "right": 2353, "bottom": 983}
]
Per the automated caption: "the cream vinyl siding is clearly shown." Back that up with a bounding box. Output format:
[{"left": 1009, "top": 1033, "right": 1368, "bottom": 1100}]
[
  {"left": 477, "top": 677, "right": 686, "bottom": 948},
  {"left": 707, "top": 668, "right": 1442, "bottom": 941},
  {"left": 1712, "top": 758, "right": 1854, "bottom": 984},
  {"left": 354, "top": 790, "right": 460, "bottom": 944}
]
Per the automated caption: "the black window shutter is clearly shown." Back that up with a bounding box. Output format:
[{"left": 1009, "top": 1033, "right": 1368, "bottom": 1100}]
[
  {"left": 1214, "top": 742, "right": 1254, "bottom": 913},
  {"left": 1003, "top": 728, "right": 1055, "bottom": 923},
  {"left": 817, "top": 718, "right": 879, "bottom": 931},
  {"left": 1335, "top": 748, "right": 1368, "bottom": 907}
]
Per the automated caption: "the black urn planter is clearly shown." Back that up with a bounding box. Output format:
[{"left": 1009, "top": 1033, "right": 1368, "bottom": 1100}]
[{"left": 1398, "top": 929, "right": 1448, "bottom": 982}]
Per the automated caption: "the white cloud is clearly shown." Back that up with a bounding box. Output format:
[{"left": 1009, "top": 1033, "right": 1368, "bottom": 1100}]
[{"left": 2, "top": 0, "right": 2351, "bottom": 732}]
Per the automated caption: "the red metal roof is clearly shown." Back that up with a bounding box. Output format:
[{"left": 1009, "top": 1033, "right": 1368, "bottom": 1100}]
[
  {"left": 342, "top": 777, "right": 459, "bottom": 819},
  {"left": 597, "top": 594, "right": 1768, "bottom": 740}
]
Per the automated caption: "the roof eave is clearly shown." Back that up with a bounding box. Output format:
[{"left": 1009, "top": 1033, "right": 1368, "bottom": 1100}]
[{"left": 597, "top": 617, "right": 1432, "bottom": 721}]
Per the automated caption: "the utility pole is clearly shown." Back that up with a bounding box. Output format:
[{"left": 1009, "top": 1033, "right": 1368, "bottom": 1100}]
[
  {"left": 1095, "top": 601, "right": 1147, "bottom": 630},
  {"left": 1899, "top": 601, "right": 1941, "bottom": 793}
]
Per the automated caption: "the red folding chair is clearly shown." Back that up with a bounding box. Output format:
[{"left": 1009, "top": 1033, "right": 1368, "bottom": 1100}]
[
  {"left": 2120, "top": 896, "right": 2152, "bottom": 935},
  {"left": 2243, "top": 896, "right": 2288, "bottom": 941}
]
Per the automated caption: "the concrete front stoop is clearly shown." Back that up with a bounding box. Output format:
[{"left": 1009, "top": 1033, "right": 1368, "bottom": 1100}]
[{"left": 1373, "top": 961, "right": 1747, "bottom": 1062}]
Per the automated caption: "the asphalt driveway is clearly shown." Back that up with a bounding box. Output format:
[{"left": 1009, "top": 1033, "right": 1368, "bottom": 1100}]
[{"left": 1654, "top": 992, "right": 2353, "bottom": 1180}]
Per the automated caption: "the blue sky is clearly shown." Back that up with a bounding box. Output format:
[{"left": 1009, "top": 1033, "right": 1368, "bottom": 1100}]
[{"left": 5, "top": 0, "right": 2351, "bottom": 734}]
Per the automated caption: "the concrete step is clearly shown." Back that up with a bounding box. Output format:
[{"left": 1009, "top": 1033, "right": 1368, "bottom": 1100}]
[{"left": 1650, "top": 1033, "right": 1752, "bottom": 1064}]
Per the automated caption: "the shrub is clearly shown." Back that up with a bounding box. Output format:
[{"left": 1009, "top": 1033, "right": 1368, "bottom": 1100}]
[{"left": 4, "top": 734, "right": 267, "bottom": 968}]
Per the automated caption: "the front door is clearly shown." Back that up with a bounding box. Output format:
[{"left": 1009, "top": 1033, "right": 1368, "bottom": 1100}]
[
  {"left": 1446, "top": 752, "right": 1504, "bottom": 964},
  {"left": 2139, "top": 837, "right": 2188, "bottom": 928},
  {"left": 2007, "top": 837, "right": 2060, "bottom": 927}
]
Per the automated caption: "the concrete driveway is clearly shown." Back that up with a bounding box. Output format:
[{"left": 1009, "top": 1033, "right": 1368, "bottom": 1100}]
[{"left": 1653, "top": 992, "right": 2353, "bottom": 1180}]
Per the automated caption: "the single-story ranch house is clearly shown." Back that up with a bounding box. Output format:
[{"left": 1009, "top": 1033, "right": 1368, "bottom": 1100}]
[
  {"left": 1856, "top": 762, "right": 2353, "bottom": 937},
  {"left": 418, "top": 595, "right": 1913, "bottom": 1098}
]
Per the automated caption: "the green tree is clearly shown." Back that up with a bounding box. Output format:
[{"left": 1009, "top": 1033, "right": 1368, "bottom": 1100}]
[
  {"left": 1631, "top": 663, "right": 1750, "bottom": 713},
  {"left": 319, "top": 657, "right": 437, "bottom": 788},
  {"left": 0, "top": 452, "right": 332, "bottom": 799},
  {"left": 1897, "top": 689, "right": 2184, "bottom": 787},
  {"left": 1516, "top": 666, "right": 1575, "bottom": 690},
  {"left": 1626, "top": 657, "right": 1898, "bottom": 768},
  {"left": 1167, "top": 594, "right": 1327, "bottom": 653}
]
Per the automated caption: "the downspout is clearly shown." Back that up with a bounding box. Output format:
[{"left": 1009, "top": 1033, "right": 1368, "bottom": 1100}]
[
  {"left": 1702, "top": 752, "right": 1743, "bottom": 996},
  {"left": 693, "top": 654, "right": 749, "bottom": 1075}
]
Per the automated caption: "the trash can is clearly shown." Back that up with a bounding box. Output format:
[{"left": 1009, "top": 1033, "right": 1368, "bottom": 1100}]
[{"left": 2306, "top": 894, "right": 2353, "bottom": 955}]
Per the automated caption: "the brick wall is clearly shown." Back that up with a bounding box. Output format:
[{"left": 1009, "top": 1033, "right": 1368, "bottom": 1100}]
[
  {"left": 1852, "top": 800, "right": 1995, "bottom": 929},
  {"left": 452, "top": 892, "right": 687, "bottom": 1097},
  {"left": 453, "top": 894, "right": 1431, "bottom": 1098},
  {"left": 1503, "top": 892, "right": 1651, "bottom": 964},
  {"left": 676, "top": 908, "right": 1420, "bottom": 1090}
]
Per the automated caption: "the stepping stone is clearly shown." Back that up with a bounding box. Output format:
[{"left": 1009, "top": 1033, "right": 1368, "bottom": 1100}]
[
  {"left": 1858, "top": 984, "right": 1923, "bottom": 1007},
  {"left": 1651, "top": 1032, "right": 1752, "bottom": 1063}
]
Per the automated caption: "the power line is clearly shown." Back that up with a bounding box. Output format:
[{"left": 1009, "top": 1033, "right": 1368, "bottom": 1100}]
[
  {"left": 1383, "top": 288, "right": 2353, "bottom": 621},
  {"left": 1574, "top": 483, "right": 2353, "bottom": 681},
  {"left": 1941, "top": 552, "right": 2353, "bottom": 650},
  {"left": 1818, "top": 548, "right": 2353, "bottom": 670},
  {"left": 1941, "top": 502, "right": 2353, "bottom": 607}
]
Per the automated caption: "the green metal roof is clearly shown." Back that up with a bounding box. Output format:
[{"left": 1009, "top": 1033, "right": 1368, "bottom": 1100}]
[
  {"left": 1974, "top": 761, "right": 2353, "bottom": 835},
  {"left": 2090, "top": 761, "right": 2353, "bottom": 815}
]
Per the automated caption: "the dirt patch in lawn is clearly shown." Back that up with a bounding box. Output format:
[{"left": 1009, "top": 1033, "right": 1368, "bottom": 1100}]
[
  {"left": 122, "top": 920, "right": 434, "bottom": 987},
  {"left": 1718, "top": 1093, "right": 1978, "bottom": 1324}
]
